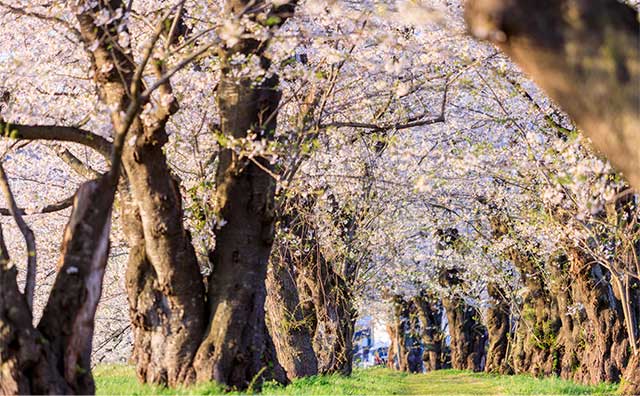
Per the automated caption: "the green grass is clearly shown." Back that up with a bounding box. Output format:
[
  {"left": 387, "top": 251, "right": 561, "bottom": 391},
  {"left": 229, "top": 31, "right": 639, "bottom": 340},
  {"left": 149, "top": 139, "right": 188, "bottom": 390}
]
[{"left": 94, "top": 365, "right": 619, "bottom": 395}]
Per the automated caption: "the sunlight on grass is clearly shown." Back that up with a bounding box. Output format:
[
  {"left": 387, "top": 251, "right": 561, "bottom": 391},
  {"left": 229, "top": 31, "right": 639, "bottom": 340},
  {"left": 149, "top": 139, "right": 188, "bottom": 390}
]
[{"left": 94, "top": 365, "right": 619, "bottom": 395}]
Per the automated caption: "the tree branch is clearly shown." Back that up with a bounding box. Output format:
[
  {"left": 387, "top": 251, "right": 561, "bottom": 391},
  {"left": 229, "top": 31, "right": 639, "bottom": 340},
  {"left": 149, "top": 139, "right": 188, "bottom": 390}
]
[
  {"left": 0, "top": 161, "right": 36, "bottom": 311},
  {"left": 320, "top": 82, "right": 448, "bottom": 133},
  {"left": 53, "top": 145, "right": 103, "bottom": 179},
  {"left": 0, "top": 120, "right": 112, "bottom": 158},
  {"left": 0, "top": 195, "right": 74, "bottom": 217}
]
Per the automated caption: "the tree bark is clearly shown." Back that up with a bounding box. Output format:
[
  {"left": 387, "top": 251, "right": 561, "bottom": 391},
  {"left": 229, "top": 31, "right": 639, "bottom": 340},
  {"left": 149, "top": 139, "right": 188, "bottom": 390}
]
[
  {"left": 442, "top": 295, "right": 488, "bottom": 372},
  {"left": 484, "top": 283, "right": 511, "bottom": 374},
  {"left": 391, "top": 296, "right": 410, "bottom": 372},
  {"left": 75, "top": 1, "right": 208, "bottom": 387},
  {"left": 304, "top": 260, "right": 355, "bottom": 375},
  {"left": 386, "top": 323, "right": 398, "bottom": 370},
  {"left": 0, "top": 234, "right": 68, "bottom": 395},
  {"left": 509, "top": 252, "right": 562, "bottom": 377},
  {"left": 439, "top": 269, "right": 487, "bottom": 372},
  {"left": 266, "top": 236, "right": 318, "bottom": 379},
  {"left": 0, "top": 176, "right": 116, "bottom": 395},
  {"left": 413, "top": 292, "right": 446, "bottom": 371},
  {"left": 465, "top": 0, "right": 640, "bottom": 188},
  {"left": 567, "top": 249, "right": 630, "bottom": 384},
  {"left": 621, "top": 353, "right": 640, "bottom": 395},
  {"left": 192, "top": 27, "right": 286, "bottom": 388}
]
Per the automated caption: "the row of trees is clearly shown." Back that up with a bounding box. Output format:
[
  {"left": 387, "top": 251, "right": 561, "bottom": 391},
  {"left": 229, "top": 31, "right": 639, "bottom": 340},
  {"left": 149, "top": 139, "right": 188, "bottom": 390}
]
[{"left": 0, "top": 0, "right": 638, "bottom": 395}]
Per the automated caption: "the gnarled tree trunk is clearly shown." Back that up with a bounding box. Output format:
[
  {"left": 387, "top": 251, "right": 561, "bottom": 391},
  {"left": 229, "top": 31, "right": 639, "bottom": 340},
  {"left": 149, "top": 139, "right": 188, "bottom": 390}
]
[
  {"left": 1, "top": 176, "right": 115, "bottom": 395},
  {"left": 439, "top": 269, "right": 487, "bottom": 372},
  {"left": 568, "top": 249, "right": 630, "bottom": 384},
  {"left": 266, "top": 221, "right": 318, "bottom": 379},
  {"left": 509, "top": 252, "right": 562, "bottom": 377},
  {"left": 413, "top": 292, "right": 446, "bottom": 371},
  {"left": 484, "top": 283, "right": 511, "bottom": 374},
  {"left": 192, "top": 1, "right": 293, "bottom": 384}
]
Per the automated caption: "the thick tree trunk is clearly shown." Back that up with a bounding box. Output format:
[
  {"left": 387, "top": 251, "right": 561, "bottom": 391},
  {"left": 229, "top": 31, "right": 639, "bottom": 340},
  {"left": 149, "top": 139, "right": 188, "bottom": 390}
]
[
  {"left": 547, "top": 254, "right": 585, "bottom": 381},
  {"left": 442, "top": 294, "right": 487, "bottom": 372},
  {"left": 509, "top": 252, "right": 562, "bottom": 377},
  {"left": 122, "top": 132, "right": 206, "bottom": 387},
  {"left": 301, "top": 260, "right": 355, "bottom": 375},
  {"left": 484, "top": 283, "right": 511, "bottom": 374},
  {"left": 413, "top": 293, "right": 446, "bottom": 371},
  {"left": 76, "top": 2, "right": 207, "bottom": 387},
  {"left": 465, "top": 0, "right": 640, "bottom": 188},
  {"left": 193, "top": 63, "right": 284, "bottom": 387},
  {"left": 439, "top": 269, "right": 487, "bottom": 372},
  {"left": 266, "top": 237, "right": 318, "bottom": 379},
  {"left": 567, "top": 249, "right": 630, "bottom": 384},
  {"left": 621, "top": 353, "right": 640, "bottom": 395},
  {"left": 0, "top": 248, "right": 67, "bottom": 394},
  {"left": 0, "top": 176, "right": 115, "bottom": 395}
]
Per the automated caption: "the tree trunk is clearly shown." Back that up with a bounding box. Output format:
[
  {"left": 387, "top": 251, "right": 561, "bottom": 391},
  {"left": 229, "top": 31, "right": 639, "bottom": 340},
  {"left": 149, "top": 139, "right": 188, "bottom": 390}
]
[
  {"left": 304, "top": 266, "right": 356, "bottom": 375},
  {"left": 406, "top": 300, "right": 424, "bottom": 373},
  {"left": 266, "top": 234, "right": 318, "bottom": 379},
  {"left": 621, "top": 353, "right": 640, "bottom": 395},
  {"left": 75, "top": 2, "right": 207, "bottom": 387},
  {"left": 442, "top": 294, "right": 487, "bottom": 372},
  {"left": 0, "top": 246, "right": 67, "bottom": 394},
  {"left": 413, "top": 292, "right": 446, "bottom": 371},
  {"left": 386, "top": 323, "right": 398, "bottom": 370},
  {"left": 568, "top": 249, "right": 630, "bottom": 384},
  {"left": 0, "top": 176, "right": 115, "bottom": 395},
  {"left": 465, "top": 0, "right": 640, "bottom": 188},
  {"left": 548, "top": 254, "right": 585, "bottom": 381},
  {"left": 439, "top": 269, "right": 487, "bottom": 372},
  {"left": 484, "top": 283, "right": 511, "bottom": 374},
  {"left": 193, "top": 62, "right": 284, "bottom": 388},
  {"left": 122, "top": 136, "right": 206, "bottom": 387},
  {"left": 509, "top": 252, "right": 562, "bottom": 377}
]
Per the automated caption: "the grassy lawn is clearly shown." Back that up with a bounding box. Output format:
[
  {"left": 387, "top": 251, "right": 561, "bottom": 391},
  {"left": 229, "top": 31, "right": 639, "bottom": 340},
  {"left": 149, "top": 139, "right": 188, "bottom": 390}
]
[{"left": 94, "top": 365, "right": 619, "bottom": 395}]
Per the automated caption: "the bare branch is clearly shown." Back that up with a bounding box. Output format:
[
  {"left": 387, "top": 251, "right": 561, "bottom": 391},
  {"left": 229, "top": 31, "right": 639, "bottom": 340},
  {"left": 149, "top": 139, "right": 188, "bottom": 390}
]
[
  {"left": 0, "top": 161, "right": 36, "bottom": 311},
  {"left": 0, "top": 120, "right": 112, "bottom": 158},
  {"left": 0, "top": 195, "right": 74, "bottom": 217},
  {"left": 53, "top": 145, "right": 103, "bottom": 179},
  {"left": 319, "top": 82, "right": 448, "bottom": 133}
]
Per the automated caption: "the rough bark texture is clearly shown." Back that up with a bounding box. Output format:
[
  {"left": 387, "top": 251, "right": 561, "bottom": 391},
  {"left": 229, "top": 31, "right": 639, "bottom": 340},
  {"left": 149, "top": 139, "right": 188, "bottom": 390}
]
[
  {"left": 193, "top": 72, "right": 281, "bottom": 388},
  {"left": 621, "top": 353, "right": 640, "bottom": 395},
  {"left": 509, "top": 252, "right": 562, "bottom": 377},
  {"left": 386, "top": 323, "right": 398, "bottom": 370},
  {"left": 567, "top": 249, "right": 630, "bottom": 384},
  {"left": 413, "top": 292, "right": 446, "bottom": 371},
  {"left": 0, "top": 243, "right": 67, "bottom": 395},
  {"left": 266, "top": 235, "right": 318, "bottom": 379},
  {"left": 75, "top": 1, "right": 207, "bottom": 387},
  {"left": 122, "top": 122, "right": 206, "bottom": 387},
  {"left": 302, "top": 259, "right": 356, "bottom": 375},
  {"left": 442, "top": 295, "right": 488, "bottom": 372},
  {"left": 439, "top": 269, "right": 487, "bottom": 372},
  {"left": 0, "top": 176, "right": 115, "bottom": 395},
  {"left": 484, "top": 283, "right": 511, "bottom": 374},
  {"left": 465, "top": 0, "right": 640, "bottom": 188},
  {"left": 192, "top": 2, "right": 290, "bottom": 382},
  {"left": 548, "top": 254, "right": 585, "bottom": 381}
]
